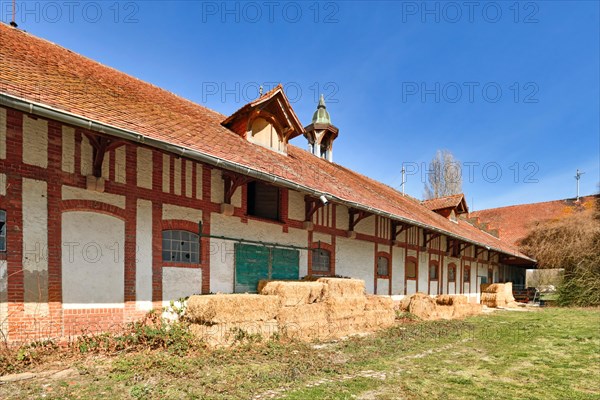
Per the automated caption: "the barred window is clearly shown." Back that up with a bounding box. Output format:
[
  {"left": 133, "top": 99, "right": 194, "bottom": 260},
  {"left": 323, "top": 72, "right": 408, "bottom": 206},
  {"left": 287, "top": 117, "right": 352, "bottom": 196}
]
[
  {"left": 162, "top": 230, "right": 199, "bottom": 263},
  {"left": 312, "top": 248, "right": 331, "bottom": 273},
  {"left": 377, "top": 256, "right": 389, "bottom": 277},
  {"left": 0, "top": 210, "right": 5, "bottom": 251}
]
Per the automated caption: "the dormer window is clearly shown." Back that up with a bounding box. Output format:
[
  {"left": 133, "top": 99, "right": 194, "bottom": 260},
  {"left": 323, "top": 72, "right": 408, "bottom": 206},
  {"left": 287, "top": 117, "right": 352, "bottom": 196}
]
[{"left": 250, "top": 117, "right": 283, "bottom": 152}]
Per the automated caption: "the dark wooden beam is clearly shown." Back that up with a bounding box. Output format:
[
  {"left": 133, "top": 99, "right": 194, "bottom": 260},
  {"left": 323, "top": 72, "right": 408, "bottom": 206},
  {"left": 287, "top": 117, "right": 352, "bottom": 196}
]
[
  {"left": 223, "top": 172, "right": 253, "bottom": 204},
  {"left": 349, "top": 208, "right": 371, "bottom": 231},
  {"left": 423, "top": 230, "right": 440, "bottom": 247},
  {"left": 84, "top": 133, "right": 125, "bottom": 178},
  {"left": 475, "top": 247, "right": 485, "bottom": 259},
  {"left": 459, "top": 242, "right": 472, "bottom": 256},
  {"left": 391, "top": 221, "right": 409, "bottom": 242},
  {"left": 304, "top": 196, "right": 325, "bottom": 222}
]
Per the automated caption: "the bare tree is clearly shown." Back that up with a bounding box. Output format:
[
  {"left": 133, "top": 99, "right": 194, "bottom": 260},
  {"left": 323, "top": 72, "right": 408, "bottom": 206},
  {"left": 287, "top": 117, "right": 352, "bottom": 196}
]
[{"left": 423, "top": 150, "right": 462, "bottom": 199}]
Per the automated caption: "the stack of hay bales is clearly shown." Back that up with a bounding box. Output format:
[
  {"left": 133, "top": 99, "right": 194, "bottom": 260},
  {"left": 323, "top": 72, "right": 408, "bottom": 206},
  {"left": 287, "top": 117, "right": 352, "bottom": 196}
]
[
  {"left": 186, "top": 294, "right": 280, "bottom": 346},
  {"left": 481, "top": 283, "right": 514, "bottom": 308},
  {"left": 363, "top": 295, "right": 396, "bottom": 330},
  {"left": 261, "top": 280, "right": 329, "bottom": 340},
  {"left": 186, "top": 278, "right": 397, "bottom": 345},
  {"left": 319, "top": 278, "right": 368, "bottom": 337},
  {"left": 397, "top": 293, "right": 483, "bottom": 320}
]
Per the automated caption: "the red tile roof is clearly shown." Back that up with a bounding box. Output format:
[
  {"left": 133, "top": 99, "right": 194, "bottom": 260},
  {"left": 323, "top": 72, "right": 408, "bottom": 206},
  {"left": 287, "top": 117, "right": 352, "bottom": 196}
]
[
  {"left": 0, "top": 24, "right": 533, "bottom": 262},
  {"left": 422, "top": 194, "right": 467, "bottom": 213},
  {"left": 471, "top": 195, "right": 599, "bottom": 245}
]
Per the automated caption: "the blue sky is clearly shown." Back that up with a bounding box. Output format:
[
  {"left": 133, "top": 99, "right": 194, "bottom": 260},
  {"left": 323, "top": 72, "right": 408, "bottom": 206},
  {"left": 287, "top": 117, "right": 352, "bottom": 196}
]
[{"left": 3, "top": 0, "right": 599, "bottom": 210}]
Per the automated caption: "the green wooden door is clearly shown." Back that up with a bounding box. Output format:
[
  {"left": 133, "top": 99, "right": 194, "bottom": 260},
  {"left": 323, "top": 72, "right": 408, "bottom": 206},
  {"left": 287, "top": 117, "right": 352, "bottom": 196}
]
[
  {"left": 271, "top": 248, "right": 300, "bottom": 281},
  {"left": 234, "top": 244, "right": 300, "bottom": 293}
]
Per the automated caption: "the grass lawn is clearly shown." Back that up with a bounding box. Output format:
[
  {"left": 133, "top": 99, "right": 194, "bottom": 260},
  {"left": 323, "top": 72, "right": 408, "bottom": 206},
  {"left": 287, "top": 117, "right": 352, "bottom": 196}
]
[{"left": 1, "top": 308, "right": 598, "bottom": 399}]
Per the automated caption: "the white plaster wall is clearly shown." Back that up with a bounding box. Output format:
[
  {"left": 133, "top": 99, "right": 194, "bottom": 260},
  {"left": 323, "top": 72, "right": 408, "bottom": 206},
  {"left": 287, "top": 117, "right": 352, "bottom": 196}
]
[
  {"left": 0, "top": 107, "right": 6, "bottom": 160},
  {"left": 61, "top": 212, "right": 124, "bottom": 308},
  {"left": 336, "top": 237, "right": 375, "bottom": 294},
  {"left": 211, "top": 169, "right": 224, "bottom": 203},
  {"left": 406, "top": 280, "right": 417, "bottom": 295},
  {"left": 354, "top": 215, "right": 375, "bottom": 236},
  {"left": 209, "top": 214, "right": 308, "bottom": 293},
  {"left": 0, "top": 260, "right": 7, "bottom": 339},
  {"left": 61, "top": 126, "right": 75, "bottom": 173},
  {"left": 195, "top": 164, "right": 203, "bottom": 199},
  {"left": 429, "top": 281, "right": 438, "bottom": 296},
  {"left": 136, "top": 199, "right": 153, "bottom": 310},
  {"left": 288, "top": 190, "right": 305, "bottom": 221},
  {"left": 391, "top": 246, "right": 405, "bottom": 295},
  {"left": 231, "top": 185, "right": 242, "bottom": 208},
  {"left": 62, "top": 185, "right": 126, "bottom": 209},
  {"left": 0, "top": 173, "right": 5, "bottom": 196},
  {"left": 313, "top": 232, "right": 332, "bottom": 245},
  {"left": 336, "top": 204, "right": 349, "bottom": 230},
  {"left": 162, "top": 154, "right": 170, "bottom": 193},
  {"left": 22, "top": 178, "right": 48, "bottom": 316},
  {"left": 162, "top": 267, "right": 202, "bottom": 304},
  {"left": 114, "top": 146, "right": 127, "bottom": 183},
  {"left": 376, "top": 278, "right": 389, "bottom": 295},
  {"left": 418, "top": 252, "right": 429, "bottom": 293},
  {"left": 448, "top": 282, "right": 456, "bottom": 295},
  {"left": 185, "top": 160, "right": 193, "bottom": 198},
  {"left": 23, "top": 115, "right": 48, "bottom": 168},
  {"left": 173, "top": 157, "right": 182, "bottom": 195},
  {"left": 102, "top": 153, "right": 110, "bottom": 180},
  {"left": 135, "top": 147, "right": 153, "bottom": 190},
  {"left": 80, "top": 136, "right": 92, "bottom": 176},
  {"left": 162, "top": 203, "right": 202, "bottom": 223}
]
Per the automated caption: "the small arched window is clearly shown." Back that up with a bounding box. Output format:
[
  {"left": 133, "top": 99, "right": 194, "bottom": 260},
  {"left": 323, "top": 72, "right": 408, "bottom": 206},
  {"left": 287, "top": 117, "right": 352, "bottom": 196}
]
[
  {"left": 448, "top": 263, "right": 457, "bottom": 282},
  {"left": 429, "top": 261, "right": 439, "bottom": 280},
  {"left": 377, "top": 255, "right": 390, "bottom": 277},
  {"left": 162, "top": 230, "right": 199, "bottom": 263},
  {"left": 406, "top": 257, "right": 417, "bottom": 279},
  {"left": 464, "top": 266, "right": 471, "bottom": 282},
  {"left": 312, "top": 248, "right": 331, "bottom": 274}
]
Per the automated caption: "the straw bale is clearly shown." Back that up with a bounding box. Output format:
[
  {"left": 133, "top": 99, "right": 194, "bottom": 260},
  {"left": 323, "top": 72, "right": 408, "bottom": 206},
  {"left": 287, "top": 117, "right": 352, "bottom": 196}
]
[
  {"left": 325, "top": 296, "right": 367, "bottom": 320},
  {"left": 481, "top": 292, "right": 507, "bottom": 308},
  {"left": 436, "top": 295, "right": 468, "bottom": 306},
  {"left": 503, "top": 282, "right": 516, "bottom": 302},
  {"left": 190, "top": 320, "right": 278, "bottom": 347},
  {"left": 260, "top": 281, "right": 325, "bottom": 306},
  {"left": 317, "top": 277, "right": 365, "bottom": 298},
  {"left": 187, "top": 294, "right": 280, "bottom": 324},
  {"left": 364, "top": 295, "right": 394, "bottom": 311},
  {"left": 483, "top": 283, "right": 505, "bottom": 293},
  {"left": 435, "top": 305, "right": 455, "bottom": 320},
  {"left": 276, "top": 303, "right": 329, "bottom": 340},
  {"left": 363, "top": 309, "right": 395, "bottom": 330},
  {"left": 407, "top": 293, "right": 437, "bottom": 320},
  {"left": 396, "top": 296, "right": 412, "bottom": 311},
  {"left": 328, "top": 316, "right": 368, "bottom": 337},
  {"left": 452, "top": 303, "right": 482, "bottom": 318}
]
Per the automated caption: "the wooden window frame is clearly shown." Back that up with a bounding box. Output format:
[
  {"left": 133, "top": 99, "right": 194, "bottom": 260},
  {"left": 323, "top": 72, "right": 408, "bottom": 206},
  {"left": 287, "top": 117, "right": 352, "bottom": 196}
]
[
  {"left": 463, "top": 265, "right": 471, "bottom": 283},
  {"left": 162, "top": 229, "right": 200, "bottom": 264},
  {"left": 429, "top": 260, "right": 439, "bottom": 281},
  {"left": 309, "top": 242, "right": 335, "bottom": 276},
  {"left": 405, "top": 256, "right": 418, "bottom": 280},
  {"left": 448, "top": 263, "right": 457, "bottom": 283},
  {"left": 376, "top": 253, "right": 391, "bottom": 279}
]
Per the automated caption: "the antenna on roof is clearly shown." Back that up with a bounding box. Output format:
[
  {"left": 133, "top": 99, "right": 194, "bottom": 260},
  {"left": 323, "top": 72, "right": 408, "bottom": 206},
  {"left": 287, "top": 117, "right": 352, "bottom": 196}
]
[
  {"left": 10, "top": 0, "right": 18, "bottom": 27},
  {"left": 259, "top": 85, "right": 263, "bottom": 97},
  {"left": 400, "top": 166, "right": 406, "bottom": 195},
  {"left": 575, "top": 169, "right": 585, "bottom": 201}
]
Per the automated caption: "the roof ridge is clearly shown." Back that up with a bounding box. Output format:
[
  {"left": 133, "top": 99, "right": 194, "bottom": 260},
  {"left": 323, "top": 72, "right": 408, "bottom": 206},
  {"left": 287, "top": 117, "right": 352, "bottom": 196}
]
[{"left": 472, "top": 194, "right": 599, "bottom": 213}]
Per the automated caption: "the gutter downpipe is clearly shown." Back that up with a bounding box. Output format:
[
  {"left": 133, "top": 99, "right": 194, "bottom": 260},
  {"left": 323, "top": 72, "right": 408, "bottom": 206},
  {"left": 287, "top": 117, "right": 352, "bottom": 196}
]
[{"left": 0, "top": 93, "right": 532, "bottom": 262}]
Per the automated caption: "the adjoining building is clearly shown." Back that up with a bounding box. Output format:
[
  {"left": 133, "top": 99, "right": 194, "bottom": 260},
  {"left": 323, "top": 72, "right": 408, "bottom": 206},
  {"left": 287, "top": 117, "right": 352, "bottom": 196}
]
[{"left": 0, "top": 24, "right": 534, "bottom": 343}]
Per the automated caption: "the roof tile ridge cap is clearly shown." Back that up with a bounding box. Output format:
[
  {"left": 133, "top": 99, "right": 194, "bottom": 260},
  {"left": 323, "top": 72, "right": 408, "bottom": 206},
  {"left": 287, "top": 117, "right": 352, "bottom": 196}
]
[{"left": 2, "top": 23, "right": 228, "bottom": 119}]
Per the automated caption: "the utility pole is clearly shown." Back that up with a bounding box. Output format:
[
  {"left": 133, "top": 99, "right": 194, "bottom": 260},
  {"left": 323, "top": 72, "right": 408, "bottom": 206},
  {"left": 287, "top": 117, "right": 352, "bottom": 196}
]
[{"left": 575, "top": 169, "right": 585, "bottom": 201}]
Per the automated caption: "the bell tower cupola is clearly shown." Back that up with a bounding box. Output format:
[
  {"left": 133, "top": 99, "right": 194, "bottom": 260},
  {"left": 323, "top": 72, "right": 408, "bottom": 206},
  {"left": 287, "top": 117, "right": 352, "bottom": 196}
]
[{"left": 304, "top": 95, "right": 339, "bottom": 162}]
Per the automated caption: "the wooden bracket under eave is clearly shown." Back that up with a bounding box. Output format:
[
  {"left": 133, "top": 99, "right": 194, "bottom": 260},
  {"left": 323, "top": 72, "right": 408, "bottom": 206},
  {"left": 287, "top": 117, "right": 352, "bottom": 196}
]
[
  {"left": 84, "top": 133, "right": 125, "bottom": 178},
  {"left": 391, "top": 221, "right": 409, "bottom": 243},
  {"left": 348, "top": 208, "right": 371, "bottom": 232},
  {"left": 223, "top": 172, "right": 253, "bottom": 204},
  {"left": 304, "top": 195, "right": 325, "bottom": 223}
]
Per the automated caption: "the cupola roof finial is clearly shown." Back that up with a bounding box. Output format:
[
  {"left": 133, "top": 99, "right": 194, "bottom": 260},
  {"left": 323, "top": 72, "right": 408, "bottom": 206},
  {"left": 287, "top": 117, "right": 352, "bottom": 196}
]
[{"left": 312, "top": 94, "right": 331, "bottom": 125}]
